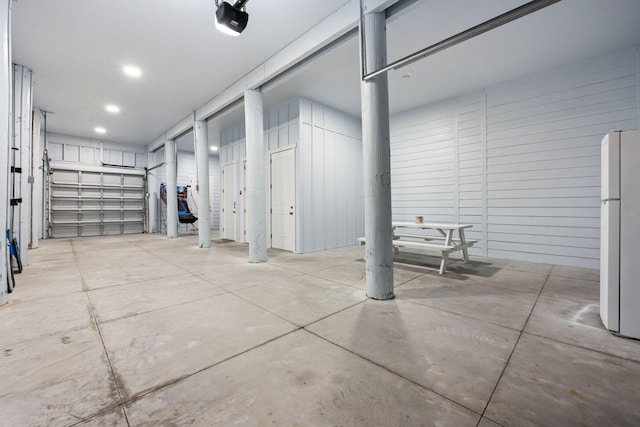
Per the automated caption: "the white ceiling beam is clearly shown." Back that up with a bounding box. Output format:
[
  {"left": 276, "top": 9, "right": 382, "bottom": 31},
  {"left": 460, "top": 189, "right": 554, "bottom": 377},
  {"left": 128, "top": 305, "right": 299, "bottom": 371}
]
[{"left": 148, "top": 0, "right": 399, "bottom": 152}]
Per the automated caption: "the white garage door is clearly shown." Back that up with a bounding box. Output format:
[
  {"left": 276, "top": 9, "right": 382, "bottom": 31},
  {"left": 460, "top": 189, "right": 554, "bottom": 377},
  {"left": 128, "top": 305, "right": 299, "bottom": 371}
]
[{"left": 49, "top": 166, "right": 145, "bottom": 238}]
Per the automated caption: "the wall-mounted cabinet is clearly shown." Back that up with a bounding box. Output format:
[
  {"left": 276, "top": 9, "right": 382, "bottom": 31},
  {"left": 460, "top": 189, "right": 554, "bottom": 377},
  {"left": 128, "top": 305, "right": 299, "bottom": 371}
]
[{"left": 49, "top": 165, "right": 145, "bottom": 238}]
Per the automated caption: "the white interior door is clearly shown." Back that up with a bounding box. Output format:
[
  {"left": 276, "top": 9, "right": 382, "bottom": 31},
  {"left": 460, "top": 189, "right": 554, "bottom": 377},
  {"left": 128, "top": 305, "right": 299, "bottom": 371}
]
[
  {"left": 243, "top": 159, "right": 248, "bottom": 243},
  {"left": 270, "top": 148, "right": 295, "bottom": 251},
  {"left": 222, "top": 162, "right": 236, "bottom": 240}
]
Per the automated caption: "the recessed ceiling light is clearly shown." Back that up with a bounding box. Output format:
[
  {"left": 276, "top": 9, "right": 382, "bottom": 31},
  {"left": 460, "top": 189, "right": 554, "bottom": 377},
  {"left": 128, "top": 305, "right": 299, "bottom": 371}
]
[
  {"left": 210, "top": 146, "right": 218, "bottom": 152},
  {"left": 94, "top": 127, "right": 106, "bottom": 134},
  {"left": 401, "top": 70, "right": 414, "bottom": 80},
  {"left": 105, "top": 104, "right": 120, "bottom": 113},
  {"left": 123, "top": 65, "right": 142, "bottom": 78}
]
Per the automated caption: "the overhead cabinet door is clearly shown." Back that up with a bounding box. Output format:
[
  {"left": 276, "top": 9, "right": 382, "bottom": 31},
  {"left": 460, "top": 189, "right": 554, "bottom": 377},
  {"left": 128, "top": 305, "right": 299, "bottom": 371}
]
[{"left": 50, "top": 167, "right": 145, "bottom": 238}]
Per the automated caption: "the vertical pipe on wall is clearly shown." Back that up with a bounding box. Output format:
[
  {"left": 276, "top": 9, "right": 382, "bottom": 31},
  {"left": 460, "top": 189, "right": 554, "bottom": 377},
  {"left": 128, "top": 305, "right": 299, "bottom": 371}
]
[
  {"left": 244, "top": 89, "right": 267, "bottom": 263},
  {"left": 31, "top": 107, "right": 41, "bottom": 248},
  {"left": 146, "top": 151, "right": 158, "bottom": 233},
  {"left": 360, "top": 11, "right": 394, "bottom": 300},
  {"left": 42, "top": 112, "right": 50, "bottom": 239},
  {"left": 195, "top": 119, "right": 211, "bottom": 248},
  {"left": 165, "top": 139, "right": 178, "bottom": 238},
  {"left": 1, "top": 0, "right": 11, "bottom": 305}
]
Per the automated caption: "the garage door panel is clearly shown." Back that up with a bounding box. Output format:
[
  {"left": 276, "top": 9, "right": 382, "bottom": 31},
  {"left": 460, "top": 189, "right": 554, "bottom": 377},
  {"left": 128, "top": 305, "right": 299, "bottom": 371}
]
[
  {"left": 123, "top": 175, "right": 143, "bottom": 186},
  {"left": 81, "top": 172, "right": 101, "bottom": 185},
  {"left": 123, "top": 211, "right": 143, "bottom": 221},
  {"left": 52, "top": 224, "right": 78, "bottom": 238},
  {"left": 52, "top": 170, "right": 78, "bottom": 184},
  {"left": 123, "top": 223, "right": 143, "bottom": 234},
  {"left": 50, "top": 167, "right": 145, "bottom": 238},
  {"left": 103, "top": 211, "right": 121, "bottom": 222},
  {"left": 82, "top": 188, "right": 102, "bottom": 198},
  {"left": 103, "top": 173, "right": 121, "bottom": 186},
  {"left": 123, "top": 199, "right": 143, "bottom": 209},
  {"left": 81, "top": 224, "right": 102, "bottom": 236}
]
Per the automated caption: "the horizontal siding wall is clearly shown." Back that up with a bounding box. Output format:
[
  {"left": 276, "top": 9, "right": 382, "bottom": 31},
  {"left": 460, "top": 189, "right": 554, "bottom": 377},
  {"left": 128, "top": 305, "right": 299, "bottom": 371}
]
[
  {"left": 390, "top": 47, "right": 639, "bottom": 268},
  {"left": 390, "top": 94, "right": 486, "bottom": 256},
  {"left": 459, "top": 93, "right": 487, "bottom": 255},
  {"left": 485, "top": 48, "right": 638, "bottom": 268}
]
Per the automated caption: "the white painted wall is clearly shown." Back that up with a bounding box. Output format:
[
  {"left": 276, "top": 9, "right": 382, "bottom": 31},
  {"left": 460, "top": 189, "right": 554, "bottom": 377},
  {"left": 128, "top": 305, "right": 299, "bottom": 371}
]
[
  {"left": 154, "top": 149, "right": 220, "bottom": 233},
  {"left": 390, "top": 47, "right": 640, "bottom": 269},
  {"left": 298, "top": 98, "right": 364, "bottom": 253},
  {"left": 220, "top": 124, "right": 247, "bottom": 163},
  {"left": 220, "top": 97, "right": 364, "bottom": 253},
  {"left": 47, "top": 133, "right": 147, "bottom": 169},
  {"left": 176, "top": 151, "right": 220, "bottom": 230}
]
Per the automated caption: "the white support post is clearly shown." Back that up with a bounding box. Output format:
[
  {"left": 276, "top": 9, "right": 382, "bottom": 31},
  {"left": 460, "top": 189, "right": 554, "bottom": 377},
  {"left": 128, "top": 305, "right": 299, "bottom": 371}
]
[
  {"left": 244, "top": 89, "right": 267, "bottom": 263},
  {"left": 165, "top": 139, "right": 178, "bottom": 238},
  {"left": 146, "top": 150, "right": 158, "bottom": 233},
  {"left": 195, "top": 119, "right": 211, "bottom": 247},
  {"left": 1, "top": 0, "right": 11, "bottom": 306},
  {"left": 360, "top": 11, "right": 394, "bottom": 300}
]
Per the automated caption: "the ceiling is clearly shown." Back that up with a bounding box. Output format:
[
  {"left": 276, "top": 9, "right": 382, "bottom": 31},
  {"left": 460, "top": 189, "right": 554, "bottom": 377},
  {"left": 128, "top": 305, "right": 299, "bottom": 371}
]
[
  {"left": 12, "top": 0, "right": 640, "bottom": 150},
  {"left": 11, "top": 0, "right": 352, "bottom": 145}
]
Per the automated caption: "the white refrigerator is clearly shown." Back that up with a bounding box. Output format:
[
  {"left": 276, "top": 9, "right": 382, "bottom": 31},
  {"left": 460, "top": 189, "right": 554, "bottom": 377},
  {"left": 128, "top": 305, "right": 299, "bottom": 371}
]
[{"left": 600, "top": 129, "right": 640, "bottom": 339}]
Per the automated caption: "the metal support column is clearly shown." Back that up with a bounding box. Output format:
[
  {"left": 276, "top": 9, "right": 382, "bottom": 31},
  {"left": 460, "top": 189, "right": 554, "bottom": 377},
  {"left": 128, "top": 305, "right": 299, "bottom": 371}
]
[
  {"left": 360, "top": 11, "right": 394, "bottom": 300},
  {"left": 195, "top": 119, "right": 211, "bottom": 248},
  {"left": 244, "top": 89, "right": 267, "bottom": 263},
  {"left": 165, "top": 139, "right": 178, "bottom": 238}
]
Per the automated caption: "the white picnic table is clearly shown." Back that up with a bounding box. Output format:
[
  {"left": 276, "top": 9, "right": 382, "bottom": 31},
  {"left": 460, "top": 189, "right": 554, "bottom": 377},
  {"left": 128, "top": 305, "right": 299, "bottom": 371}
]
[{"left": 358, "top": 221, "right": 476, "bottom": 274}]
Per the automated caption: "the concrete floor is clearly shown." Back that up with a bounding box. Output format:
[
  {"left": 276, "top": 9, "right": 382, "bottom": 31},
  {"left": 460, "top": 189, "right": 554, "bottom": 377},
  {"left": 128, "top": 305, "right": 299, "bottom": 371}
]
[{"left": 1, "top": 233, "right": 639, "bottom": 426}]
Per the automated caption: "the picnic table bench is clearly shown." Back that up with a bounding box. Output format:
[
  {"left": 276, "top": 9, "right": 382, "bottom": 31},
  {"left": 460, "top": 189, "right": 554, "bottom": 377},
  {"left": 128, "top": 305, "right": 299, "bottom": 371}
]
[{"left": 358, "top": 221, "right": 476, "bottom": 274}]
